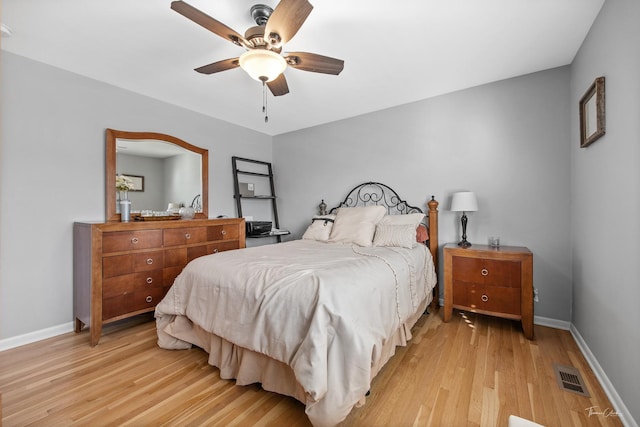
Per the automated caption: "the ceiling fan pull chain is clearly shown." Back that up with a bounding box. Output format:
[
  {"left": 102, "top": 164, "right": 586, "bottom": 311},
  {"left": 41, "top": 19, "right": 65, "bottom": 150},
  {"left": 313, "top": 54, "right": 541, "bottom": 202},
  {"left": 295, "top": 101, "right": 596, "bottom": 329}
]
[{"left": 262, "top": 80, "right": 269, "bottom": 123}]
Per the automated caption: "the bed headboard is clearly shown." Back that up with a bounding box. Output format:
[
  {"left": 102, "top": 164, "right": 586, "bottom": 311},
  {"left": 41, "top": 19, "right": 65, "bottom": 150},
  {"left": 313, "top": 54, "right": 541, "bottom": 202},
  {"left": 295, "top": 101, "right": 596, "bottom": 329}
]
[
  {"left": 329, "top": 182, "right": 439, "bottom": 288},
  {"left": 329, "top": 181, "right": 425, "bottom": 216}
]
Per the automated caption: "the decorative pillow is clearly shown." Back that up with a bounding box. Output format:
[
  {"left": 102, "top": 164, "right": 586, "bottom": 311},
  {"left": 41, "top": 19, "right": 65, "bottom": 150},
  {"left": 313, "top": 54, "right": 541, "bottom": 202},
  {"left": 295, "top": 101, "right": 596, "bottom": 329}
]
[
  {"left": 302, "top": 215, "right": 336, "bottom": 242},
  {"left": 378, "top": 212, "right": 425, "bottom": 228},
  {"left": 416, "top": 223, "right": 429, "bottom": 243},
  {"left": 328, "top": 206, "right": 386, "bottom": 246},
  {"left": 373, "top": 224, "right": 419, "bottom": 248},
  {"left": 379, "top": 213, "right": 428, "bottom": 243}
]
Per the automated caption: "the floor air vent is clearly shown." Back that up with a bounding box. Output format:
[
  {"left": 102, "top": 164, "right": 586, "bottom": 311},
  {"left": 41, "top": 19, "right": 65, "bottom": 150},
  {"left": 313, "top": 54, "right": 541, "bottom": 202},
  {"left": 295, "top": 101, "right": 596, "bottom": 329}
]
[{"left": 553, "top": 363, "right": 590, "bottom": 397}]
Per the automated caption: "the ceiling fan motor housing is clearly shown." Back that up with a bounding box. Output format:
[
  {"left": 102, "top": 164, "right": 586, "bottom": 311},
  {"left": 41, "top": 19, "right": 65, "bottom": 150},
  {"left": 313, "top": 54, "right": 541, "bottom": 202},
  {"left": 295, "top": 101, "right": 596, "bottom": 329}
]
[
  {"left": 249, "top": 4, "right": 282, "bottom": 48},
  {"left": 250, "top": 4, "right": 273, "bottom": 26}
]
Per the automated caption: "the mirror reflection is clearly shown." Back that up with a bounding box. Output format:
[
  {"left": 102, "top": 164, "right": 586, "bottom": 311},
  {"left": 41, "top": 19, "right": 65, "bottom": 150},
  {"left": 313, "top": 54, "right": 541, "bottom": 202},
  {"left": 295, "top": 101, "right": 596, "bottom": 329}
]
[
  {"left": 106, "top": 129, "right": 209, "bottom": 221},
  {"left": 116, "top": 139, "right": 202, "bottom": 213}
]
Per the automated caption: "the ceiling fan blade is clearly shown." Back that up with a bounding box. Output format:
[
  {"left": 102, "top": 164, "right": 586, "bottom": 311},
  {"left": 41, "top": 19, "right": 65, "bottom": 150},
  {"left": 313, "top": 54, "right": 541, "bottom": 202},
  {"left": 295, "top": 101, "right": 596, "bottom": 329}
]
[
  {"left": 171, "top": 1, "right": 251, "bottom": 48},
  {"left": 267, "top": 74, "right": 290, "bottom": 96},
  {"left": 194, "top": 58, "right": 240, "bottom": 74},
  {"left": 264, "top": 0, "right": 313, "bottom": 47},
  {"left": 285, "top": 52, "right": 344, "bottom": 75}
]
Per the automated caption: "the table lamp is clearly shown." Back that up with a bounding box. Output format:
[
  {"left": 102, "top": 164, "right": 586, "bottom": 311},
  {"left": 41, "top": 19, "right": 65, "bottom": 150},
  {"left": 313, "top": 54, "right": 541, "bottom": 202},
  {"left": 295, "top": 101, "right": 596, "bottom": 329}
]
[{"left": 451, "top": 191, "right": 478, "bottom": 247}]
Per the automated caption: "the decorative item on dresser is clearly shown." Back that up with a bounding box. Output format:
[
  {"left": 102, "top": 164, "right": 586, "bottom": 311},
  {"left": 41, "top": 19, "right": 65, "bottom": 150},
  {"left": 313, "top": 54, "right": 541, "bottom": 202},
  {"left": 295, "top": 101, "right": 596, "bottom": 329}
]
[
  {"left": 73, "top": 218, "right": 245, "bottom": 346},
  {"left": 443, "top": 243, "right": 534, "bottom": 339}
]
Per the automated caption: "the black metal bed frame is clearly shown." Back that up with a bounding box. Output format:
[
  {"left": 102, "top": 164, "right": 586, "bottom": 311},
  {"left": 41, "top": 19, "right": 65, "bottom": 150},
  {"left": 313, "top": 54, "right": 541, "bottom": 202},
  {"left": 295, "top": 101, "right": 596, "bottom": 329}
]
[{"left": 329, "top": 181, "right": 425, "bottom": 215}]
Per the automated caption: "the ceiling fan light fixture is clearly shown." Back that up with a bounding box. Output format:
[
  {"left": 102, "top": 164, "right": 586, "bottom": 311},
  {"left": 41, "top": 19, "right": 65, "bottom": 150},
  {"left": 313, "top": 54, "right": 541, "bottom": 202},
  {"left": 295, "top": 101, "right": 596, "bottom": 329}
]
[{"left": 239, "top": 49, "right": 287, "bottom": 82}]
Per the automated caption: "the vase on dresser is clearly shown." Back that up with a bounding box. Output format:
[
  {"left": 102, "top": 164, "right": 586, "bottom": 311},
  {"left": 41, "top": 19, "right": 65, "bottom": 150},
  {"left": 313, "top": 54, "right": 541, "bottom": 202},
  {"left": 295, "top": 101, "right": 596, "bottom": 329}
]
[{"left": 119, "top": 190, "right": 131, "bottom": 222}]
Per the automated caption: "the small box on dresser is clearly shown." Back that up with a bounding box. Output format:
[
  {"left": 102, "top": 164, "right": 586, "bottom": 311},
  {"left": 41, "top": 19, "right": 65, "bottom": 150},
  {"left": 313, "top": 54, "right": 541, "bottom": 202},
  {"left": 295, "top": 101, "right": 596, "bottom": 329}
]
[
  {"left": 443, "top": 243, "right": 534, "bottom": 339},
  {"left": 74, "top": 217, "right": 245, "bottom": 346}
]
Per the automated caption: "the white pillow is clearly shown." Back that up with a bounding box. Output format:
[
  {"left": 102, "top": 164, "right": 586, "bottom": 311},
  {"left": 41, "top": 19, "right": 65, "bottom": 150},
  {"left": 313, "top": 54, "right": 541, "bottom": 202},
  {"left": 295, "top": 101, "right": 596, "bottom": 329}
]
[
  {"left": 373, "top": 224, "right": 417, "bottom": 248},
  {"left": 328, "top": 206, "right": 386, "bottom": 246},
  {"left": 302, "top": 215, "right": 336, "bottom": 242},
  {"left": 378, "top": 212, "right": 425, "bottom": 228}
]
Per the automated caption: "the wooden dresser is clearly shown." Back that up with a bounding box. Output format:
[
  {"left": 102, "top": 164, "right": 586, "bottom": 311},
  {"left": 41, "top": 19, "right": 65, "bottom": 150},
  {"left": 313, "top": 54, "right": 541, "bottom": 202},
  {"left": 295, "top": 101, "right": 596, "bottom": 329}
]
[
  {"left": 443, "top": 243, "right": 533, "bottom": 339},
  {"left": 74, "top": 218, "right": 245, "bottom": 346}
]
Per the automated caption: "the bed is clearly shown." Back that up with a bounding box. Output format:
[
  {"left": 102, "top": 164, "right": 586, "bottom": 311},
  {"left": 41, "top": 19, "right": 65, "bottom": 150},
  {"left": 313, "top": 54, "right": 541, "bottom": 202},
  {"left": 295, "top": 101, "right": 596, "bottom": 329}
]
[{"left": 155, "top": 182, "right": 439, "bottom": 426}]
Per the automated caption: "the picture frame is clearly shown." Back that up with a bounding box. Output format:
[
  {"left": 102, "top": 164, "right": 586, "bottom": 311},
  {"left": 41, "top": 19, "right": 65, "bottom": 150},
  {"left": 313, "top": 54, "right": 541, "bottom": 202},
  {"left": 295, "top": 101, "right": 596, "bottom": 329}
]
[
  {"left": 579, "top": 76, "right": 606, "bottom": 148},
  {"left": 123, "top": 174, "right": 144, "bottom": 191}
]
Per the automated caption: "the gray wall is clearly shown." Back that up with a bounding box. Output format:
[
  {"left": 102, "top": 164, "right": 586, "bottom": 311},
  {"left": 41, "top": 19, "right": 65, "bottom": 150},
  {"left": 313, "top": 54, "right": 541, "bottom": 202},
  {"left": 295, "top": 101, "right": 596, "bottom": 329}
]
[
  {"left": 570, "top": 0, "right": 640, "bottom": 422},
  {"left": 274, "top": 66, "right": 572, "bottom": 321},
  {"left": 0, "top": 52, "right": 272, "bottom": 339}
]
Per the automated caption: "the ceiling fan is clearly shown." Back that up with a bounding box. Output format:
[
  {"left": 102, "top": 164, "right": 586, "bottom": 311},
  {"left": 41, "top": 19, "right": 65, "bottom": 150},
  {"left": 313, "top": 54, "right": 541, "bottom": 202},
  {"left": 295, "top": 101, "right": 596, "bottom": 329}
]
[{"left": 170, "top": 0, "right": 345, "bottom": 98}]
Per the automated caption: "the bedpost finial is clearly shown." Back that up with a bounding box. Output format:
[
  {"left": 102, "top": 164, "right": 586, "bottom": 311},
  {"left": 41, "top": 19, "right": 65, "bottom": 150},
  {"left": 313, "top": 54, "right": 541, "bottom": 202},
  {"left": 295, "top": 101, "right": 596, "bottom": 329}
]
[
  {"left": 428, "top": 196, "right": 439, "bottom": 212},
  {"left": 318, "top": 199, "right": 327, "bottom": 215}
]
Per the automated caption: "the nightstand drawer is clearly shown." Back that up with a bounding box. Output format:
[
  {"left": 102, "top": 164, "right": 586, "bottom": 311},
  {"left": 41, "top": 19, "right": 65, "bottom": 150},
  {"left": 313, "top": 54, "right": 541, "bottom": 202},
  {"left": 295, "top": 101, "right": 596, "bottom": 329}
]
[
  {"left": 452, "top": 257, "right": 521, "bottom": 288},
  {"left": 452, "top": 283, "right": 521, "bottom": 316}
]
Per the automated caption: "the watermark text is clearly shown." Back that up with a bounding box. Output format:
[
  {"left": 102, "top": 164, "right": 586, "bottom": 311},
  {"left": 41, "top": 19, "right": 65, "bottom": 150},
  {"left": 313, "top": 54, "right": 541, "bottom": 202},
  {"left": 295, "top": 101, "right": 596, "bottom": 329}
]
[{"left": 586, "top": 406, "right": 622, "bottom": 418}]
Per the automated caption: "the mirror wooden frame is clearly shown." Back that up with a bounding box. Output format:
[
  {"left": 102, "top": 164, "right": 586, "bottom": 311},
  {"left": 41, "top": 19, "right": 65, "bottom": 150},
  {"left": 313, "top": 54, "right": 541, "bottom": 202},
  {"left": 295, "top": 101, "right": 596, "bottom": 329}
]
[{"left": 106, "top": 129, "right": 209, "bottom": 222}]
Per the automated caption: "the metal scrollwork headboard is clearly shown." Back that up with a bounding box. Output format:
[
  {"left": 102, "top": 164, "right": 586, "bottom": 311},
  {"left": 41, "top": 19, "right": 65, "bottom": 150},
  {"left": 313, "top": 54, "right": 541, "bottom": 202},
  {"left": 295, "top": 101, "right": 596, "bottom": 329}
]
[{"left": 329, "top": 182, "right": 424, "bottom": 215}]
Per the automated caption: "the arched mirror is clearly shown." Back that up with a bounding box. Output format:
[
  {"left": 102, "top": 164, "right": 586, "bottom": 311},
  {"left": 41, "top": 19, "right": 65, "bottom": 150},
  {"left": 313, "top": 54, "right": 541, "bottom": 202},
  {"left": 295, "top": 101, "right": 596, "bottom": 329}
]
[{"left": 106, "top": 129, "right": 208, "bottom": 221}]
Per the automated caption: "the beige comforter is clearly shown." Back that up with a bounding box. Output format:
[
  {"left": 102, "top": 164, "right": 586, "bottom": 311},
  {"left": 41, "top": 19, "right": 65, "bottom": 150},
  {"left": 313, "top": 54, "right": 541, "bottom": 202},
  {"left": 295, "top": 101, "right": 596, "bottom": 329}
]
[{"left": 156, "top": 239, "right": 437, "bottom": 426}]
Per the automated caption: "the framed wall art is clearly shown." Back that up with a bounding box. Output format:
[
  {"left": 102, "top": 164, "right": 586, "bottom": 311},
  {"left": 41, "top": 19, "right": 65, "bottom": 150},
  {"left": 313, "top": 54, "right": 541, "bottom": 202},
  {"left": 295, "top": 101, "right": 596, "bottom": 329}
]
[
  {"left": 579, "top": 76, "right": 606, "bottom": 148},
  {"left": 122, "top": 174, "right": 144, "bottom": 191}
]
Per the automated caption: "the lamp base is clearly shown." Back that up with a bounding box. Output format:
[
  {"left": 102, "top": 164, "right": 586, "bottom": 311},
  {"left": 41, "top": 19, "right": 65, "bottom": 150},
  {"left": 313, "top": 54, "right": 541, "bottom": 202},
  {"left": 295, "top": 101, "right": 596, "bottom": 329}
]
[{"left": 458, "top": 239, "right": 472, "bottom": 248}]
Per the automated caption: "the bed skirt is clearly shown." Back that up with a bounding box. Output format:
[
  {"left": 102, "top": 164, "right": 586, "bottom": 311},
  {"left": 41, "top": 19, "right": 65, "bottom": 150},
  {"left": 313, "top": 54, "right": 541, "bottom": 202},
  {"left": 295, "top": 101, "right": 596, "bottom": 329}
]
[{"left": 157, "top": 293, "right": 431, "bottom": 426}]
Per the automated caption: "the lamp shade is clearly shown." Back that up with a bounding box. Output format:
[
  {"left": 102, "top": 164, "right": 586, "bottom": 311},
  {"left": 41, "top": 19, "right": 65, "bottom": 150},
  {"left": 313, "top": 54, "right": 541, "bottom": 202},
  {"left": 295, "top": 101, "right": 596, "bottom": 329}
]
[
  {"left": 239, "top": 49, "right": 287, "bottom": 82},
  {"left": 450, "top": 191, "right": 478, "bottom": 212}
]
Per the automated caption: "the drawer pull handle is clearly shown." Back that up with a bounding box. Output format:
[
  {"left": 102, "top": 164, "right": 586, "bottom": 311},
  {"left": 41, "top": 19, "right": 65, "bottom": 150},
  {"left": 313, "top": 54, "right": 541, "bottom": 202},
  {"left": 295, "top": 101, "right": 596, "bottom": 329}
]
[
  {"left": 213, "top": 249, "right": 219, "bottom": 253},
  {"left": 146, "top": 277, "right": 153, "bottom": 284},
  {"left": 146, "top": 258, "right": 154, "bottom": 265},
  {"left": 146, "top": 296, "right": 153, "bottom": 303},
  {"left": 481, "top": 294, "right": 489, "bottom": 302},
  {"left": 481, "top": 268, "right": 489, "bottom": 276},
  {"left": 221, "top": 230, "right": 227, "bottom": 235},
  {"left": 185, "top": 233, "right": 191, "bottom": 239},
  {"left": 131, "top": 237, "right": 139, "bottom": 244}
]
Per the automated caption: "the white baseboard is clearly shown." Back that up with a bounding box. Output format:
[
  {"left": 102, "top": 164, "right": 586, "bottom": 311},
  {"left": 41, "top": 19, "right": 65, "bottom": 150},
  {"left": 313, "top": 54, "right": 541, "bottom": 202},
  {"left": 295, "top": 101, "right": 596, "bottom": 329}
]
[
  {"left": 533, "top": 315, "right": 571, "bottom": 330},
  {"left": 0, "top": 322, "right": 74, "bottom": 352},
  {"left": 570, "top": 325, "right": 637, "bottom": 427}
]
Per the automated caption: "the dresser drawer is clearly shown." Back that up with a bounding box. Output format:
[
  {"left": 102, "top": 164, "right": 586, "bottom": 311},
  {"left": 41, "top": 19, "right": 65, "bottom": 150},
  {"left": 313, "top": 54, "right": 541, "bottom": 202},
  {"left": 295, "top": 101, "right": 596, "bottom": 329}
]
[
  {"left": 452, "top": 283, "right": 521, "bottom": 316},
  {"left": 102, "top": 230, "right": 163, "bottom": 253},
  {"left": 103, "top": 270, "right": 164, "bottom": 299},
  {"left": 452, "top": 257, "right": 521, "bottom": 288},
  {"left": 208, "top": 241, "right": 242, "bottom": 254},
  {"left": 103, "top": 251, "right": 164, "bottom": 278},
  {"left": 102, "top": 287, "right": 166, "bottom": 320},
  {"left": 164, "top": 246, "right": 210, "bottom": 266},
  {"left": 164, "top": 248, "right": 188, "bottom": 268},
  {"left": 164, "top": 266, "right": 184, "bottom": 287},
  {"left": 208, "top": 224, "right": 239, "bottom": 241},
  {"left": 163, "top": 227, "right": 207, "bottom": 247}
]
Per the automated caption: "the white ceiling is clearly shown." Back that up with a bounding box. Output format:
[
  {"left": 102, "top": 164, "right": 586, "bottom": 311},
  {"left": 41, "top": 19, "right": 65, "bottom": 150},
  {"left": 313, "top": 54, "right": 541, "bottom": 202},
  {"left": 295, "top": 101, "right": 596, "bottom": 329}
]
[{"left": 2, "top": 0, "right": 604, "bottom": 136}]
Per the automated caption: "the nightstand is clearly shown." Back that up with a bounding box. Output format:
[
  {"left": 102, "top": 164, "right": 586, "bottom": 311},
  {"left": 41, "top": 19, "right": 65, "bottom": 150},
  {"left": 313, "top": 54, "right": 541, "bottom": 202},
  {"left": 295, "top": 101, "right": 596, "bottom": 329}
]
[{"left": 443, "top": 243, "right": 534, "bottom": 339}]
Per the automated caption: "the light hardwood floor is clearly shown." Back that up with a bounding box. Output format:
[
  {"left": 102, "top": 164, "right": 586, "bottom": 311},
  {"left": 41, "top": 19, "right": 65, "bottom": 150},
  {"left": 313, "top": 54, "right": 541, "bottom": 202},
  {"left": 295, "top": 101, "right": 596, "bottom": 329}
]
[{"left": 0, "top": 309, "right": 623, "bottom": 426}]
